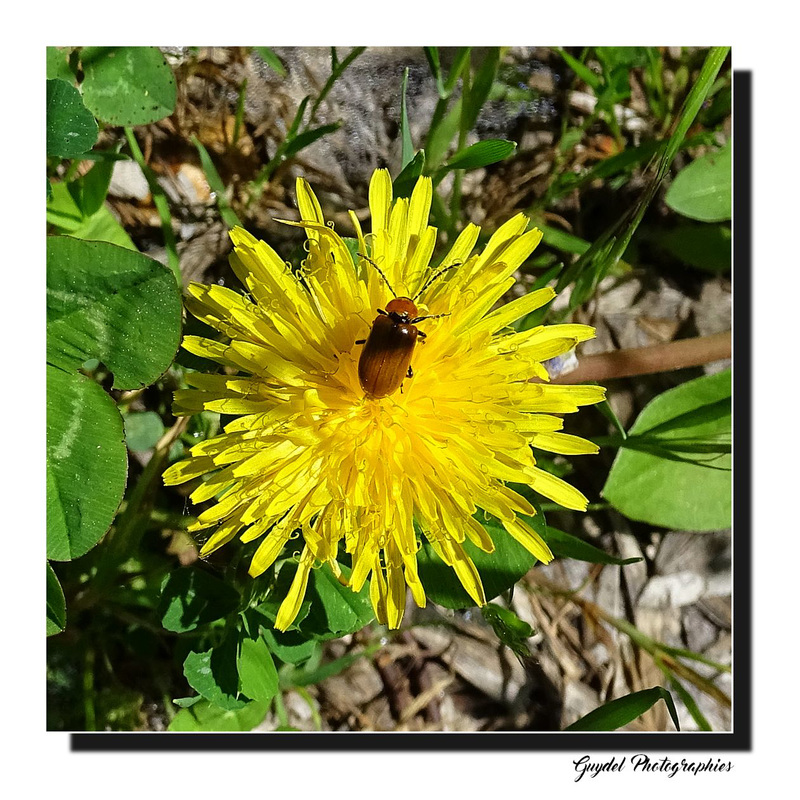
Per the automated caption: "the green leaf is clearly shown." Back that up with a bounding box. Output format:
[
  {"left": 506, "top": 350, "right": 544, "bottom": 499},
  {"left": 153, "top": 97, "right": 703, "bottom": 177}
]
[
  {"left": 393, "top": 150, "right": 426, "bottom": 199},
  {"left": 238, "top": 637, "right": 279, "bottom": 702},
  {"left": 169, "top": 698, "right": 269, "bottom": 731},
  {"left": 46, "top": 79, "right": 98, "bottom": 158},
  {"left": 47, "top": 47, "right": 76, "bottom": 83},
  {"left": 46, "top": 366, "right": 128, "bottom": 561},
  {"left": 441, "top": 139, "right": 516, "bottom": 172},
  {"left": 158, "top": 567, "right": 240, "bottom": 633},
  {"left": 123, "top": 411, "right": 165, "bottom": 452},
  {"left": 666, "top": 142, "right": 731, "bottom": 222},
  {"left": 565, "top": 687, "right": 680, "bottom": 731},
  {"left": 541, "top": 224, "right": 591, "bottom": 256},
  {"left": 558, "top": 128, "right": 584, "bottom": 154},
  {"left": 47, "top": 182, "right": 136, "bottom": 250},
  {"left": 700, "top": 84, "right": 731, "bottom": 127},
  {"left": 46, "top": 180, "right": 90, "bottom": 230},
  {"left": 341, "top": 237, "right": 361, "bottom": 266},
  {"left": 299, "top": 562, "right": 374, "bottom": 639},
  {"left": 81, "top": 46, "right": 176, "bottom": 126},
  {"left": 545, "top": 527, "right": 642, "bottom": 566},
  {"left": 183, "top": 636, "right": 247, "bottom": 711},
  {"left": 400, "top": 67, "right": 414, "bottom": 170},
  {"left": 262, "top": 628, "right": 320, "bottom": 666},
  {"left": 68, "top": 206, "right": 137, "bottom": 250},
  {"left": 281, "top": 643, "right": 381, "bottom": 689},
  {"left": 68, "top": 159, "right": 115, "bottom": 217},
  {"left": 46, "top": 237, "right": 182, "bottom": 389},
  {"left": 73, "top": 150, "right": 132, "bottom": 163},
  {"left": 172, "top": 695, "right": 203, "bottom": 709},
  {"left": 254, "top": 47, "right": 287, "bottom": 77},
  {"left": 595, "top": 46, "right": 651, "bottom": 70},
  {"left": 595, "top": 66, "right": 632, "bottom": 111},
  {"left": 46, "top": 562, "right": 67, "bottom": 636},
  {"left": 417, "top": 513, "right": 543, "bottom": 610},
  {"left": 603, "top": 369, "right": 731, "bottom": 530},
  {"left": 481, "top": 603, "right": 533, "bottom": 658},
  {"left": 654, "top": 223, "right": 731, "bottom": 272}
]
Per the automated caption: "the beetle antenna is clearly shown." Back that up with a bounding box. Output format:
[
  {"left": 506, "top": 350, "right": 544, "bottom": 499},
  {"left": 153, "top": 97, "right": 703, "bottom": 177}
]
[
  {"left": 358, "top": 252, "right": 396, "bottom": 297},
  {"left": 412, "top": 261, "right": 461, "bottom": 301},
  {"left": 411, "top": 312, "right": 451, "bottom": 324}
]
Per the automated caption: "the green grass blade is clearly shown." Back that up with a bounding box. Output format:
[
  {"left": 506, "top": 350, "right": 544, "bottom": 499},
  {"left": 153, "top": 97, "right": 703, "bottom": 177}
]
[
  {"left": 565, "top": 686, "right": 680, "bottom": 731},
  {"left": 254, "top": 47, "right": 286, "bottom": 77},
  {"left": 668, "top": 675, "right": 713, "bottom": 731},
  {"left": 424, "top": 46, "right": 446, "bottom": 98},
  {"left": 233, "top": 78, "right": 247, "bottom": 147},
  {"left": 595, "top": 398, "right": 628, "bottom": 441},
  {"left": 444, "top": 47, "right": 471, "bottom": 95},
  {"left": 545, "top": 526, "right": 641, "bottom": 566},
  {"left": 283, "top": 123, "right": 341, "bottom": 159},
  {"left": 462, "top": 47, "right": 500, "bottom": 133},
  {"left": 556, "top": 47, "right": 602, "bottom": 91},
  {"left": 308, "top": 46, "right": 365, "bottom": 125},
  {"left": 400, "top": 67, "right": 414, "bottom": 170},
  {"left": 279, "top": 642, "right": 380, "bottom": 688},
  {"left": 425, "top": 96, "right": 462, "bottom": 169},
  {"left": 394, "top": 150, "right": 426, "bottom": 199},
  {"left": 192, "top": 136, "right": 242, "bottom": 229},
  {"left": 124, "top": 127, "right": 179, "bottom": 282}
]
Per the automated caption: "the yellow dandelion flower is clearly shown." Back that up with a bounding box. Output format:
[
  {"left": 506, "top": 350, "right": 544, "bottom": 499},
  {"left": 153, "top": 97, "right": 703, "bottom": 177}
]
[{"left": 163, "top": 169, "right": 605, "bottom": 631}]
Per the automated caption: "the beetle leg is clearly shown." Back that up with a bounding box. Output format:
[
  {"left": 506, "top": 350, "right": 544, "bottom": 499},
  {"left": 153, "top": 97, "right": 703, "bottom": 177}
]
[
  {"left": 417, "top": 330, "right": 427, "bottom": 340},
  {"left": 355, "top": 339, "right": 366, "bottom": 345},
  {"left": 407, "top": 365, "right": 414, "bottom": 378}
]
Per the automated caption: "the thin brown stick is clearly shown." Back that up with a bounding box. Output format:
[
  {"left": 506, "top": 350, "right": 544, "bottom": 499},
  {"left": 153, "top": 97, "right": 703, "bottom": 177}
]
[{"left": 555, "top": 331, "right": 731, "bottom": 384}]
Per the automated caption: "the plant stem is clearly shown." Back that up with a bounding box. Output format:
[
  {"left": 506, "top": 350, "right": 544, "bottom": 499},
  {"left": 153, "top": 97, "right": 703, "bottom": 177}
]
[
  {"left": 555, "top": 331, "right": 730, "bottom": 384},
  {"left": 233, "top": 78, "right": 247, "bottom": 148},
  {"left": 295, "top": 687, "right": 323, "bottom": 731},
  {"left": 449, "top": 58, "right": 470, "bottom": 225},
  {"left": 308, "top": 46, "right": 365, "bottom": 126},
  {"left": 273, "top": 691, "right": 289, "bottom": 728},
  {"left": 83, "top": 646, "right": 96, "bottom": 731}
]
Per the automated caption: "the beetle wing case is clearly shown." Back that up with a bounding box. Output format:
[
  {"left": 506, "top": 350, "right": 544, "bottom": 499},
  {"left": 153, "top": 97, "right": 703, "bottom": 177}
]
[{"left": 358, "top": 314, "right": 418, "bottom": 398}]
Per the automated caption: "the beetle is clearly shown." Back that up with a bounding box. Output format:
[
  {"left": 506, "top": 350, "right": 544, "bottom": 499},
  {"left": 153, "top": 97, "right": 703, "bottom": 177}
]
[{"left": 355, "top": 255, "right": 456, "bottom": 399}]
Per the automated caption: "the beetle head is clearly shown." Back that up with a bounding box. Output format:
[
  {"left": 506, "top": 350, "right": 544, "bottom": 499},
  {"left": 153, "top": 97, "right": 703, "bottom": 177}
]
[{"left": 385, "top": 296, "right": 418, "bottom": 322}]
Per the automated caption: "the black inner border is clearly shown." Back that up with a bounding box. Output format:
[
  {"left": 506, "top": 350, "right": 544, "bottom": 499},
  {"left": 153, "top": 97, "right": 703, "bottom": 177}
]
[{"left": 70, "top": 67, "right": 751, "bottom": 754}]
